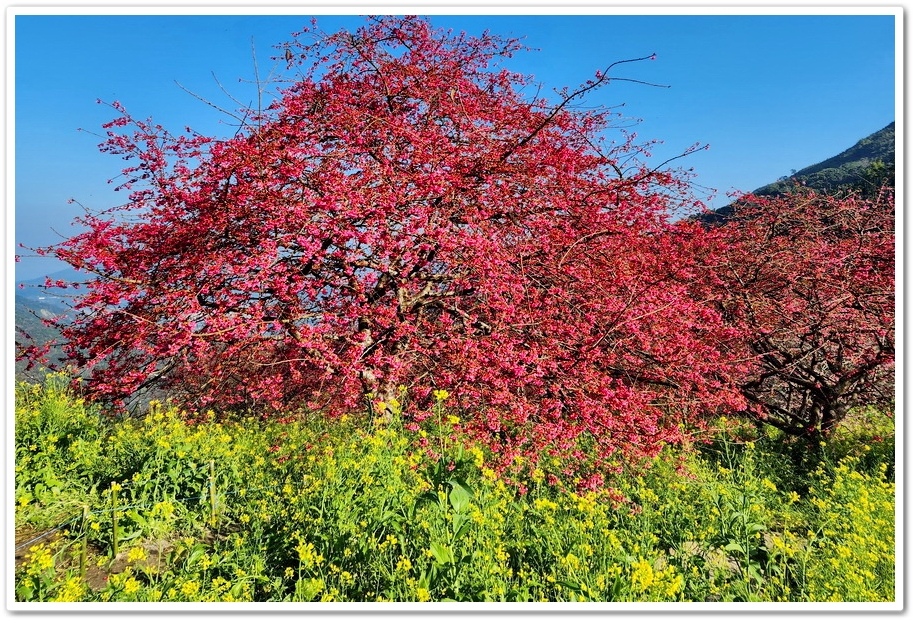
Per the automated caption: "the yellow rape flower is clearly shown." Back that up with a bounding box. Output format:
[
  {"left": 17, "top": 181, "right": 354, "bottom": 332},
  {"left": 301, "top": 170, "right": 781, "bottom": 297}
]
[
  {"left": 51, "top": 576, "right": 88, "bottom": 602},
  {"left": 28, "top": 544, "right": 54, "bottom": 572},
  {"left": 631, "top": 559, "right": 655, "bottom": 592},
  {"left": 127, "top": 546, "right": 147, "bottom": 563},
  {"left": 123, "top": 577, "right": 141, "bottom": 596},
  {"left": 296, "top": 541, "right": 324, "bottom": 568},
  {"left": 664, "top": 574, "right": 683, "bottom": 599},
  {"left": 561, "top": 552, "right": 581, "bottom": 570},
  {"left": 180, "top": 580, "right": 200, "bottom": 598}
]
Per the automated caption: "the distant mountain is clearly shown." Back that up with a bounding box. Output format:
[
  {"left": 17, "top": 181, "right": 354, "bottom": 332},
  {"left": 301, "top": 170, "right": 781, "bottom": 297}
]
[
  {"left": 15, "top": 294, "right": 70, "bottom": 383},
  {"left": 698, "top": 122, "right": 895, "bottom": 223},
  {"left": 16, "top": 266, "right": 90, "bottom": 307}
]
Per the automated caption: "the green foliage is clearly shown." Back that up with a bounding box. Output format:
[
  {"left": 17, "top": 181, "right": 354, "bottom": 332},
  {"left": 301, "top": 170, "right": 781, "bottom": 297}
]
[
  {"left": 14, "top": 379, "right": 896, "bottom": 603},
  {"left": 15, "top": 376, "right": 106, "bottom": 528}
]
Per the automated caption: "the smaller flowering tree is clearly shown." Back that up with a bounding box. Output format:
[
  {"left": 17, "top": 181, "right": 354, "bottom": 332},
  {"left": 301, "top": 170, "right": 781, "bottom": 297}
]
[{"left": 712, "top": 187, "right": 895, "bottom": 439}]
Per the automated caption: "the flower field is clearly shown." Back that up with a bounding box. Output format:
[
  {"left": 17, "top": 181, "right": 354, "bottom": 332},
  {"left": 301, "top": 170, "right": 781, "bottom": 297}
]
[{"left": 13, "top": 375, "right": 896, "bottom": 604}]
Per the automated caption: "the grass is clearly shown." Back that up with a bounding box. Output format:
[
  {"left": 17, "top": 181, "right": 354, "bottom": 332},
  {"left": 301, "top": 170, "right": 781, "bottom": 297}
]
[{"left": 13, "top": 375, "right": 896, "bottom": 603}]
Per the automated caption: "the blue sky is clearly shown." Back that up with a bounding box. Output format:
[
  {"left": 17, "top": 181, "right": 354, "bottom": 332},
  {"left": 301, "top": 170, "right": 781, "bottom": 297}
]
[{"left": 13, "top": 10, "right": 897, "bottom": 280}]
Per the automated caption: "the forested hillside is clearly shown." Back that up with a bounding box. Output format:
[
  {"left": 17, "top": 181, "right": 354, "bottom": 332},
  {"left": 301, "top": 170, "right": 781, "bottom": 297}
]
[
  {"left": 700, "top": 122, "right": 894, "bottom": 223},
  {"left": 756, "top": 121, "right": 894, "bottom": 197}
]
